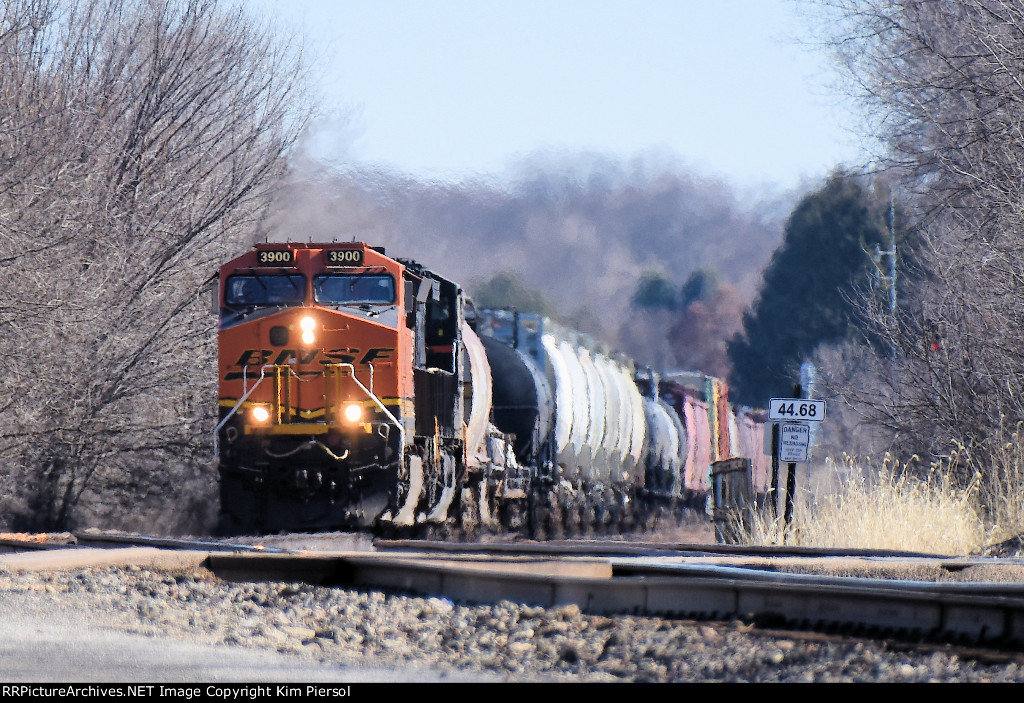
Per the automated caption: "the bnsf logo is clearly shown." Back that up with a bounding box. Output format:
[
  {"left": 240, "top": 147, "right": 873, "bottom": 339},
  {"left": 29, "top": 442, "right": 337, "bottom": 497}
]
[{"left": 223, "top": 347, "right": 393, "bottom": 380}]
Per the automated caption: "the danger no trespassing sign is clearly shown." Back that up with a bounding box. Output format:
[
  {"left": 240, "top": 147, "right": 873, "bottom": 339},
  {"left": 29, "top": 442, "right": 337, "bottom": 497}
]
[{"left": 778, "top": 422, "right": 810, "bottom": 463}]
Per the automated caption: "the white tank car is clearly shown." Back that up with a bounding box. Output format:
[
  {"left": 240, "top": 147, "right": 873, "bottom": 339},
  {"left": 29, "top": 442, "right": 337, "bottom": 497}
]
[
  {"left": 525, "top": 318, "right": 644, "bottom": 488},
  {"left": 641, "top": 395, "right": 684, "bottom": 497},
  {"left": 469, "top": 307, "right": 770, "bottom": 531}
]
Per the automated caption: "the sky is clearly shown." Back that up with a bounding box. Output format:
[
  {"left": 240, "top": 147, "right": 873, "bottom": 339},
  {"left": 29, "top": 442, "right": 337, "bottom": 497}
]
[{"left": 258, "top": 0, "right": 870, "bottom": 191}]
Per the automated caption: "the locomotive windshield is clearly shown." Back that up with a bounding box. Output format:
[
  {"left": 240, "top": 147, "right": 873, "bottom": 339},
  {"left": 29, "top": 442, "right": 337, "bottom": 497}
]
[
  {"left": 314, "top": 273, "right": 396, "bottom": 305},
  {"left": 225, "top": 274, "right": 306, "bottom": 306}
]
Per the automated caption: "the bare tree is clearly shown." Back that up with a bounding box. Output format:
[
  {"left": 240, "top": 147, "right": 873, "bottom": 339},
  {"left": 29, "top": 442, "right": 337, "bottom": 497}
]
[
  {"left": 0, "top": 0, "right": 312, "bottom": 531},
  {"left": 815, "top": 0, "right": 1024, "bottom": 494}
]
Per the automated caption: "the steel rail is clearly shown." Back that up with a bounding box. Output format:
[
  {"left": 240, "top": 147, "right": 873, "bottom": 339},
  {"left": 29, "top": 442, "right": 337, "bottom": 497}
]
[
  {"left": 373, "top": 537, "right": 964, "bottom": 560},
  {"left": 69, "top": 531, "right": 287, "bottom": 553},
  {"left": 200, "top": 549, "right": 1024, "bottom": 649},
  {"left": 5, "top": 531, "right": 1024, "bottom": 649}
]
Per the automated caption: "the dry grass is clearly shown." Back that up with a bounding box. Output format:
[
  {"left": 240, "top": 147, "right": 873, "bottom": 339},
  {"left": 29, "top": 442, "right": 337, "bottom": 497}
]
[
  {"left": 752, "top": 420, "right": 1024, "bottom": 556},
  {"left": 975, "top": 424, "right": 1024, "bottom": 547},
  {"left": 740, "top": 454, "right": 1000, "bottom": 556}
]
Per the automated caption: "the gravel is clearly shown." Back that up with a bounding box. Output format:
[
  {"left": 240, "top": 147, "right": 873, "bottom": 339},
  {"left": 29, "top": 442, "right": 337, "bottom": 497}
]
[{"left": 3, "top": 563, "right": 1024, "bottom": 682}]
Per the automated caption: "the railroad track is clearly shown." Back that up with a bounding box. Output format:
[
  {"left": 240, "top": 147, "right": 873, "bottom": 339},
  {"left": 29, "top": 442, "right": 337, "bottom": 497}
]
[{"left": 3, "top": 531, "right": 1024, "bottom": 653}]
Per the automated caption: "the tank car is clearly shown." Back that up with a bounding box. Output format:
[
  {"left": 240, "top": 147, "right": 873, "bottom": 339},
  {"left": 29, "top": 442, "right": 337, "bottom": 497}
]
[{"left": 472, "top": 309, "right": 648, "bottom": 534}]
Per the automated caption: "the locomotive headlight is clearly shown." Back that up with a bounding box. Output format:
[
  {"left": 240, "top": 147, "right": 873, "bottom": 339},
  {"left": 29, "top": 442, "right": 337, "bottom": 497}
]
[
  {"left": 343, "top": 403, "right": 363, "bottom": 423},
  {"left": 251, "top": 405, "right": 271, "bottom": 423},
  {"left": 300, "top": 316, "right": 316, "bottom": 345}
]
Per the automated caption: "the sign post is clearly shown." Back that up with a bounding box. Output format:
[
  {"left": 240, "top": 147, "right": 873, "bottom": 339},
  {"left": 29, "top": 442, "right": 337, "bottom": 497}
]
[{"left": 767, "top": 393, "right": 826, "bottom": 540}]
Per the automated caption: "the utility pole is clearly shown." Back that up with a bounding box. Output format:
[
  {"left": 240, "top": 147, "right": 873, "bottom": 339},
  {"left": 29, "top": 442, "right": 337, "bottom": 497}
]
[
  {"left": 889, "top": 196, "right": 897, "bottom": 317},
  {"left": 870, "top": 195, "right": 898, "bottom": 359},
  {"left": 887, "top": 196, "right": 897, "bottom": 360}
]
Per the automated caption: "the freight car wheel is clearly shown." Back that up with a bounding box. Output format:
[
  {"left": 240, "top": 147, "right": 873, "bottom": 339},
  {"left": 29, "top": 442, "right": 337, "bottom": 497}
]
[
  {"left": 577, "top": 490, "right": 595, "bottom": 536},
  {"left": 562, "top": 484, "right": 582, "bottom": 538},
  {"left": 548, "top": 489, "right": 565, "bottom": 540},
  {"left": 422, "top": 452, "right": 459, "bottom": 523},
  {"left": 609, "top": 488, "right": 627, "bottom": 532},
  {"left": 476, "top": 475, "right": 500, "bottom": 532},
  {"left": 527, "top": 488, "right": 543, "bottom": 540},
  {"left": 528, "top": 486, "right": 560, "bottom": 540},
  {"left": 500, "top": 498, "right": 526, "bottom": 533},
  {"left": 592, "top": 487, "right": 612, "bottom": 534},
  {"left": 618, "top": 489, "right": 639, "bottom": 532},
  {"left": 392, "top": 454, "right": 424, "bottom": 527},
  {"left": 572, "top": 483, "right": 592, "bottom": 537},
  {"left": 640, "top": 499, "right": 661, "bottom": 533},
  {"left": 581, "top": 493, "right": 598, "bottom": 536},
  {"left": 459, "top": 485, "right": 480, "bottom": 538}
]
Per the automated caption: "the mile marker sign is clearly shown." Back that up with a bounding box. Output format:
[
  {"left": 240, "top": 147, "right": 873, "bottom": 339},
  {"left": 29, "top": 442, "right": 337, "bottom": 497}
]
[{"left": 768, "top": 398, "right": 826, "bottom": 422}]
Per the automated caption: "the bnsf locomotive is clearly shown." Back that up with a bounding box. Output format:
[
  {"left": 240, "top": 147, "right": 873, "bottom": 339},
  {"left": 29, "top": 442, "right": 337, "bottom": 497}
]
[{"left": 215, "top": 242, "right": 768, "bottom": 535}]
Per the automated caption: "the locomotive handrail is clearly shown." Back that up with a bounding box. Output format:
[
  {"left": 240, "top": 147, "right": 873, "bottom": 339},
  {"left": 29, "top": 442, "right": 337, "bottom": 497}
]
[
  {"left": 331, "top": 363, "right": 403, "bottom": 452},
  {"left": 332, "top": 363, "right": 408, "bottom": 521},
  {"left": 214, "top": 362, "right": 397, "bottom": 461}
]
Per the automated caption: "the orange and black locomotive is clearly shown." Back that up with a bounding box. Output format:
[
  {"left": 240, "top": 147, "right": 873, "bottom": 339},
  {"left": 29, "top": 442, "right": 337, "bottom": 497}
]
[{"left": 216, "top": 242, "right": 470, "bottom": 534}]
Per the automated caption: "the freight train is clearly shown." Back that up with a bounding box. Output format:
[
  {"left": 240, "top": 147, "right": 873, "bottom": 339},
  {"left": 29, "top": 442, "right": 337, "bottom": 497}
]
[{"left": 215, "top": 242, "right": 769, "bottom": 536}]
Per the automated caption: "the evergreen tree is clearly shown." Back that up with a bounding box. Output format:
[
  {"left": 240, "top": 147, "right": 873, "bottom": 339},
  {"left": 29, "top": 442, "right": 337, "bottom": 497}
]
[
  {"left": 470, "top": 272, "right": 552, "bottom": 315},
  {"left": 631, "top": 272, "right": 679, "bottom": 311},
  {"left": 727, "top": 174, "right": 907, "bottom": 406},
  {"left": 680, "top": 269, "right": 720, "bottom": 308}
]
